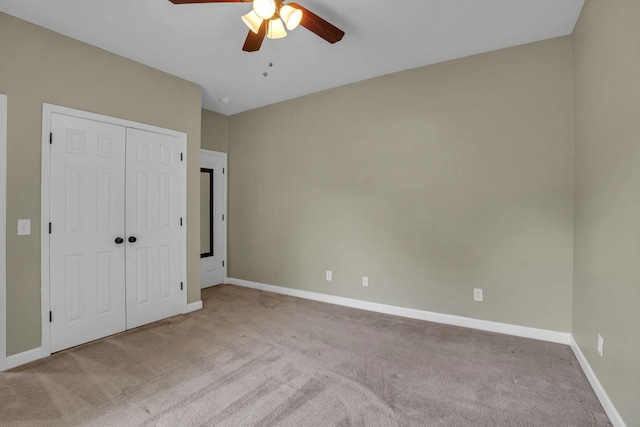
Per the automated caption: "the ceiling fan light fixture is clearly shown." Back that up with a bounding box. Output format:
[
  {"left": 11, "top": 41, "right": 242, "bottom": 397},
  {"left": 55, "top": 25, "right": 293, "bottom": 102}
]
[
  {"left": 241, "top": 10, "right": 263, "bottom": 34},
  {"left": 267, "top": 18, "right": 287, "bottom": 39},
  {"left": 253, "top": 0, "right": 277, "bottom": 20},
  {"left": 280, "top": 5, "right": 303, "bottom": 30}
]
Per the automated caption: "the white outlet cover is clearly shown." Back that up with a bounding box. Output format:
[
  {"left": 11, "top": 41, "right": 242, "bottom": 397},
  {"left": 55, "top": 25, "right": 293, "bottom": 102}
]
[
  {"left": 474, "top": 288, "right": 483, "bottom": 302},
  {"left": 17, "top": 219, "right": 31, "bottom": 236},
  {"left": 362, "top": 276, "right": 369, "bottom": 287},
  {"left": 326, "top": 271, "right": 332, "bottom": 281}
]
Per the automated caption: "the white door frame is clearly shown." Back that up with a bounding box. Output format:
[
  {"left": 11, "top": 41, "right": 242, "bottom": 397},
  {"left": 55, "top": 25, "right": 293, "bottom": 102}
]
[
  {"left": 200, "top": 149, "right": 227, "bottom": 285},
  {"left": 41, "top": 103, "right": 188, "bottom": 358},
  {"left": 0, "top": 94, "right": 7, "bottom": 371}
]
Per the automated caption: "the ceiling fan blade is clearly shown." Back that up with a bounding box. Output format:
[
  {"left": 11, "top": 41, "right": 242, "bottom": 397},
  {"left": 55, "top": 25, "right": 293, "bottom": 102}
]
[
  {"left": 169, "top": 0, "right": 247, "bottom": 4},
  {"left": 288, "top": 2, "right": 344, "bottom": 44},
  {"left": 242, "top": 20, "right": 267, "bottom": 52}
]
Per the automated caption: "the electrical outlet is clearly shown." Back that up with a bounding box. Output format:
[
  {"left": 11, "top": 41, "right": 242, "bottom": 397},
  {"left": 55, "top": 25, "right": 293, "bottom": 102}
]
[
  {"left": 362, "top": 276, "right": 369, "bottom": 287},
  {"left": 597, "top": 334, "right": 604, "bottom": 357},
  {"left": 474, "top": 288, "right": 483, "bottom": 302},
  {"left": 17, "top": 219, "right": 31, "bottom": 236},
  {"left": 326, "top": 270, "right": 332, "bottom": 281}
]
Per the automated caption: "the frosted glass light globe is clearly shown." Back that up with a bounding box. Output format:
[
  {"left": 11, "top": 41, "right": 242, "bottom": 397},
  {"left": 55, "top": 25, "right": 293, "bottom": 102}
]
[
  {"left": 267, "top": 18, "right": 287, "bottom": 39},
  {"left": 253, "top": 0, "right": 276, "bottom": 20},
  {"left": 280, "top": 5, "right": 302, "bottom": 30},
  {"left": 242, "top": 10, "right": 263, "bottom": 34}
]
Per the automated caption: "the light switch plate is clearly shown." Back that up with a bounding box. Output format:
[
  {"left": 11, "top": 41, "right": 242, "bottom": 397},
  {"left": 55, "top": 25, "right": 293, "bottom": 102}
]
[{"left": 17, "top": 219, "right": 31, "bottom": 236}]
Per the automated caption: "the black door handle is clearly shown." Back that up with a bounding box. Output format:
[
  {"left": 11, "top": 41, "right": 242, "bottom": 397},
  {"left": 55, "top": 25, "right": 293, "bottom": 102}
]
[
  {"left": 115, "top": 237, "right": 124, "bottom": 244},
  {"left": 128, "top": 236, "right": 137, "bottom": 243}
]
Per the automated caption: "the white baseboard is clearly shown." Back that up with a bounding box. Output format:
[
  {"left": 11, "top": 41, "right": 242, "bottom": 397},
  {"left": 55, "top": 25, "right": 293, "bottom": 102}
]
[
  {"left": 186, "top": 301, "right": 203, "bottom": 313},
  {"left": 226, "top": 278, "right": 571, "bottom": 345},
  {"left": 570, "top": 337, "right": 626, "bottom": 427},
  {"left": 5, "top": 347, "right": 42, "bottom": 370}
]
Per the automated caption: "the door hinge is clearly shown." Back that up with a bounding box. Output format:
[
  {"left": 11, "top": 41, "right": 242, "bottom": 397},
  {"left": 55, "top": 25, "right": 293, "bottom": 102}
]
[
  {"left": 49, "top": 133, "right": 53, "bottom": 144},
  {"left": 49, "top": 222, "right": 52, "bottom": 234},
  {"left": 180, "top": 153, "right": 184, "bottom": 162},
  {"left": 222, "top": 260, "right": 225, "bottom": 267},
  {"left": 180, "top": 282, "right": 184, "bottom": 291},
  {"left": 180, "top": 217, "right": 183, "bottom": 226},
  {"left": 49, "top": 311, "right": 52, "bottom": 323},
  {"left": 222, "top": 214, "right": 225, "bottom": 221},
  {"left": 223, "top": 167, "right": 225, "bottom": 174}
]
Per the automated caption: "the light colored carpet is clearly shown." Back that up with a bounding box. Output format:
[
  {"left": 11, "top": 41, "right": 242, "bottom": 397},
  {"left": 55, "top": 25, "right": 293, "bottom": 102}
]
[{"left": 1, "top": 285, "right": 610, "bottom": 426}]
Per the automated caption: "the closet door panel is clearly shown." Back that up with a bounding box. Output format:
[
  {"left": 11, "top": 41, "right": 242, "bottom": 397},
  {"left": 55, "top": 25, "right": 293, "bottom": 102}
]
[
  {"left": 125, "top": 128, "right": 184, "bottom": 329},
  {"left": 49, "top": 113, "right": 127, "bottom": 353}
]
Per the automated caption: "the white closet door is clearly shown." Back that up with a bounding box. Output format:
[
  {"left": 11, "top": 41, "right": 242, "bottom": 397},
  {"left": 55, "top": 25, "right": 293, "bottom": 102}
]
[
  {"left": 125, "top": 128, "right": 184, "bottom": 329},
  {"left": 200, "top": 151, "right": 226, "bottom": 288},
  {"left": 49, "top": 113, "right": 127, "bottom": 353}
]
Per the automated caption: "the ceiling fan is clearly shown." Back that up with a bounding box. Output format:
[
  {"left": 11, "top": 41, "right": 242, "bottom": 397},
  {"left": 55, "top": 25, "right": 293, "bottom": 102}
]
[{"left": 169, "top": 0, "right": 345, "bottom": 52}]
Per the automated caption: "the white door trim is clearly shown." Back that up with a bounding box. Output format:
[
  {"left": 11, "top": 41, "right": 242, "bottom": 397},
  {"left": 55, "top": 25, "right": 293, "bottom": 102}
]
[
  {"left": 41, "top": 103, "right": 188, "bottom": 358},
  {"left": 200, "top": 149, "right": 227, "bottom": 286},
  {"left": 0, "top": 94, "right": 7, "bottom": 371}
]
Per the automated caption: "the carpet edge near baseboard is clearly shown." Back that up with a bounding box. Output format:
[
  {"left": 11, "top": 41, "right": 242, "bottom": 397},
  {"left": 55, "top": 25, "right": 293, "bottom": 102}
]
[
  {"left": 570, "top": 337, "right": 627, "bottom": 427},
  {"left": 4, "top": 347, "right": 42, "bottom": 370},
  {"left": 226, "top": 277, "right": 570, "bottom": 344},
  {"left": 226, "top": 277, "right": 627, "bottom": 427},
  {"left": 186, "top": 300, "right": 203, "bottom": 313}
]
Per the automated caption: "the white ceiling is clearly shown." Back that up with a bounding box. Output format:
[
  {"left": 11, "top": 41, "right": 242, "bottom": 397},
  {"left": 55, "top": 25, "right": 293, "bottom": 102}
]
[{"left": 0, "top": 0, "right": 584, "bottom": 115}]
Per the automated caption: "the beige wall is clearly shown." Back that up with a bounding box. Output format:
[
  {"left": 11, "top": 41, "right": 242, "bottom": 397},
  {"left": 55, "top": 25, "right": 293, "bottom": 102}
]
[
  {"left": 572, "top": 0, "right": 640, "bottom": 423},
  {"left": 228, "top": 37, "right": 575, "bottom": 332},
  {"left": 202, "top": 109, "right": 229, "bottom": 153},
  {"left": 200, "top": 109, "right": 229, "bottom": 258},
  {"left": 0, "top": 12, "right": 202, "bottom": 356}
]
